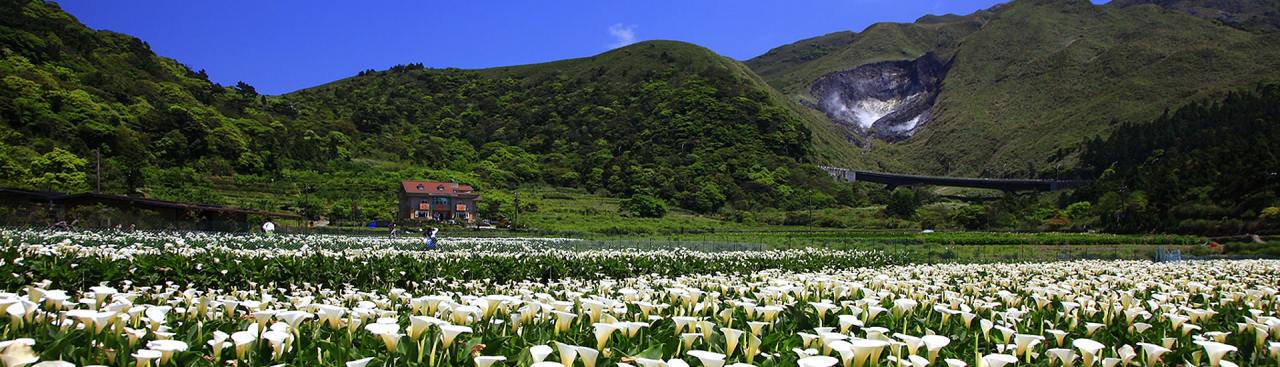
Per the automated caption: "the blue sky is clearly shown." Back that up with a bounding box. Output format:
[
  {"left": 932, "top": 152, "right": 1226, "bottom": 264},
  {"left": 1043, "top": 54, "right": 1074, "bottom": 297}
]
[{"left": 61, "top": 1, "right": 1026, "bottom": 95}]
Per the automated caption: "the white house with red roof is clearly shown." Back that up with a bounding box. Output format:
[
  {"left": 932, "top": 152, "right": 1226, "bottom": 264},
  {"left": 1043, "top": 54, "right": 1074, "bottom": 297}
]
[{"left": 397, "top": 180, "right": 480, "bottom": 223}]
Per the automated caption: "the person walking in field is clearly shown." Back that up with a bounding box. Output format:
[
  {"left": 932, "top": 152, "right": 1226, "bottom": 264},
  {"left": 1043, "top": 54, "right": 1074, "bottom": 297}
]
[
  {"left": 262, "top": 219, "right": 276, "bottom": 235},
  {"left": 423, "top": 227, "right": 439, "bottom": 250}
]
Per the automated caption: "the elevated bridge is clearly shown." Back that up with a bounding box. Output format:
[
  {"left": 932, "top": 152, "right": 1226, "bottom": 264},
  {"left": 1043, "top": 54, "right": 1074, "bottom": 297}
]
[{"left": 819, "top": 166, "right": 1089, "bottom": 192}]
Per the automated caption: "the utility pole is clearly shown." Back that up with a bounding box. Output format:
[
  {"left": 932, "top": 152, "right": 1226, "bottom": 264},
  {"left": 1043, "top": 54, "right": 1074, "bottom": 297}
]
[
  {"left": 95, "top": 148, "right": 101, "bottom": 194},
  {"left": 351, "top": 201, "right": 359, "bottom": 224},
  {"left": 302, "top": 185, "right": 315, "bottom": 222},
  {"left": 512, "top": 192, "right": 520, "bottom": 230}
]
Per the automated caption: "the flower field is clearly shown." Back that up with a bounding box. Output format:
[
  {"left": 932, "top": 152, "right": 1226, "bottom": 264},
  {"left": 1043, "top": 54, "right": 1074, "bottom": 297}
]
[
  {"left": 0, "top": 230, "right": 897, "bottom": 291},
  {"left": 0, "top": 230, "right": 1277, "bottom": 366}
]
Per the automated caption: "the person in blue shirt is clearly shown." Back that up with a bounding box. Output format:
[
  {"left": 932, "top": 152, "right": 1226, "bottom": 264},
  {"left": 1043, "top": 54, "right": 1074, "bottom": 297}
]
[{"left": 423, "top": 227, "right": 439, "bottom": 250}]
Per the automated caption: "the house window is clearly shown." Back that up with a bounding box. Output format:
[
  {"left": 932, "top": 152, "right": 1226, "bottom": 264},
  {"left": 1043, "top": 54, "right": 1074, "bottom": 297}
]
[
  {"left": 456, "top": 212, "right": 467, "bottom": 220},
  {"left": 416, "top": 184, "right": 425, "bottom": 191},
  {"left": 433, "top": 197, "right": 449, "bottom": 205},
  {"left": 455, "top": 203, "right": 467, "bottom": 212},
  {"left": 436, "top": 185, "right": 445, "bottom": 192},
  {"left": 418, "top": 202, "right": 429, "bottom": 210}
]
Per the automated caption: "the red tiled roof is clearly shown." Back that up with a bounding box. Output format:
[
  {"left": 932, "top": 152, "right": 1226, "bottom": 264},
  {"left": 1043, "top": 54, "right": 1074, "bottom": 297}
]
[{"left": 400, "top": 180, "right": 478, "bottom": 197}]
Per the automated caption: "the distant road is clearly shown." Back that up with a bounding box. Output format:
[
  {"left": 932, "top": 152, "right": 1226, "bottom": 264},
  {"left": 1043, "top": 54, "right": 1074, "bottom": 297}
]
[{"left": 818, "top": 166, "right": 1090, "bottom": 192}]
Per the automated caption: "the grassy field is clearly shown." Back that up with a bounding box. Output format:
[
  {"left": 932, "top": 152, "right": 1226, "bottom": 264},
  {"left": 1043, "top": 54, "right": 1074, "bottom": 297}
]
[{"left": 513, "top": 187, "right": 755, "bottom": 234}]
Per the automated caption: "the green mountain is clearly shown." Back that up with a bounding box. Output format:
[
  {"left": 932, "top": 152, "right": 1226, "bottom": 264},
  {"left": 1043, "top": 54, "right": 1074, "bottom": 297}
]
[
  {"left": 746, "top": 0, "right": 1280, "bottom": 177},
  {"left": 0, "top": 0, "right": 860, "bottom": 217},
  {"left": 278, "top": 40, "right": 862, "bottom": 212}
]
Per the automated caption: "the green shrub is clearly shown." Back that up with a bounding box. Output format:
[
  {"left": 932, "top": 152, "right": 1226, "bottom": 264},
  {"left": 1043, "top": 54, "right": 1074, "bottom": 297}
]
[
  {"left": 622, "top": 194, "right": 668, "bottom": 218},
  {"left": 1262, "top": 207, "right": 1280, "bottom": 221},
  {"left": 884, "top": 187, "right": 920, "bottom": 219},
  {"left": 951, "top": 205, "right": 988, "bottom": 230}
]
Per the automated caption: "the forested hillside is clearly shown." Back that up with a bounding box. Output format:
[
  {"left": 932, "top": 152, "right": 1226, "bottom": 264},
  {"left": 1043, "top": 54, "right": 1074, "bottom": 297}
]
[
  {"left": 1075, "top": 84, "right": 1280, "bottom": 234},
  {"left": 0, "top": 0, "right": 857, "bottom": 219},
  {"left": 281, "top": 40, "right": 847, "bottom": 212},
  {"left": 0, "top": 0, "right": 311, "bottom": 197}
]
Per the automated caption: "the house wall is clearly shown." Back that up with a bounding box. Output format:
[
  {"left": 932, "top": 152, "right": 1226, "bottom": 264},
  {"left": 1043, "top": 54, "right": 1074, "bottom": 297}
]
[{"left": 399, "top": 193, "right": 478, "bottom": 222}]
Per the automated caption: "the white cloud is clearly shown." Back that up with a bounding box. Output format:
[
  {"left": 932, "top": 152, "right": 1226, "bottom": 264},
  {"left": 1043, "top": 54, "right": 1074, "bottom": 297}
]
[{"left": 607, "top": 23, "right": 637, "bottom": 49}]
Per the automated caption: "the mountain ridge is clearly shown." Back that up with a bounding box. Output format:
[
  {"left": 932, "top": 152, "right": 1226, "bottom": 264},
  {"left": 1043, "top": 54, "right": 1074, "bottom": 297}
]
[
  {"left": 746, "top": 0, "right": 1280, "bottom": 177},
  {"left": 277, "top": 38, "right": 874, "bottom": 211}
]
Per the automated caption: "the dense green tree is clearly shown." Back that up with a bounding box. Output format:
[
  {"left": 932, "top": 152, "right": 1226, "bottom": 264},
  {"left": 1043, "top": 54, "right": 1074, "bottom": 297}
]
[
  {"left": 951, "top": 204, "right": 988, "bottom": 230},
  {"left": 884, "top": 187, "right": 920, "bottom": 219},
  {"left": 621, "top": 194, "right": 668, "bottom": 218},
  {"left": 1064, "top": 201, "right": 1094, "bottom": 228},
  {"left": 0, "top": 142, "right": 32, "bottom": 185},
  {"left": 681, "top": 180, "right": 727, "bottom": 213},
  {"left": 27, "top": 148, "right": 88, "bottom": 192}
]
